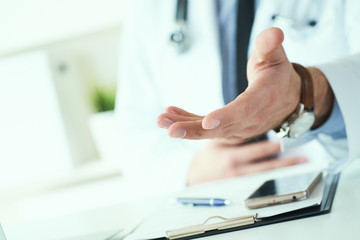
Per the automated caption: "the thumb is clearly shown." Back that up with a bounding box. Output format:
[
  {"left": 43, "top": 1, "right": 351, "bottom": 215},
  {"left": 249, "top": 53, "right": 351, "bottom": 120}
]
[
  {"left": 255, "top": 27, "right": 286, "bottom": 63},
  {"left": 201, "top": 28, "right": 286, "bottom": 131}
]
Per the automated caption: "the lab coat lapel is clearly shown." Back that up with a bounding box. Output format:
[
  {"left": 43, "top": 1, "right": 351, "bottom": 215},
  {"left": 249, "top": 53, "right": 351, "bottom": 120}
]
[{"left": 159, "top": 0, "right": 224, "bottom": 114}]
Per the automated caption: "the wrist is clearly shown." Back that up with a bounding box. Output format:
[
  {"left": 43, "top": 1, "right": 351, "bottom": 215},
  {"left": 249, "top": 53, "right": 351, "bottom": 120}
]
[
  {"left": 307, "top": 67, "right": 334, "bottom": 129},
  {"left": 276, "top": 64, "right": 334, "bottom": 138},
  {"left": 290, "top": 64, "right": 302, "bottom": 112},
  {"left": 276, "top": 63, "right": 315, "bottom": 138}
]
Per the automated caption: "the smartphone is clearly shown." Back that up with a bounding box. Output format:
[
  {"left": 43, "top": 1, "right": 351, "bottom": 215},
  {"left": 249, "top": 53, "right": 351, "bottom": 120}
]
[{"left": 245, "top": 171, "right": 322, "bottom": 209}]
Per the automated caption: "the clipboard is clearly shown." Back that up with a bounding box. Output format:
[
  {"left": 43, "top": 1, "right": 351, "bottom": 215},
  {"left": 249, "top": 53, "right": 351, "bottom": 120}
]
[{"left": 163, "top": 173, "right": 340, "bottom": 240}]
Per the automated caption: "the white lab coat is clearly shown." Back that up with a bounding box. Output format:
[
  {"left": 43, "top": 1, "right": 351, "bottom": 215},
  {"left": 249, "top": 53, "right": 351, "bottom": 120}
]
[{"left": 115, "top": 0, "right": 360, "bottom": 195}]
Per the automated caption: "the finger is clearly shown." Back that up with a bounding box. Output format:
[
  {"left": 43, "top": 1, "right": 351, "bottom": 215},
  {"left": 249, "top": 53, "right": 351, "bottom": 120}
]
[
  {"left": 231, "top": 141, "right": 281, "bottom": 164},
  {"left": 168, "top": 120, "right": 216, "bottom": 139},
  {"left": 255, "top": 27, "right": 286, "bottom": 63},
  {"left": 234, "top": 156, "right": 307, "bottom": 176},
  {"left": 157, "top": 113, "right": 201, "bottom": 129},
  {"left": 157, "top": 116, "right": 174, "bottom": 129},
  {"left": 165, "top": 106, "right": 202, "bottom": 118},
  {"left": 168, "top": 119, "right": 249, "bottom": 140}
]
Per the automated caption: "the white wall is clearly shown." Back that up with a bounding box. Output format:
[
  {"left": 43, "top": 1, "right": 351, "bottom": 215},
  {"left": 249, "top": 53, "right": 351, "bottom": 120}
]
[
  {"left": 0, "top": 0, "right": 128, "bottom": 189},
  {"left": 47, "top": 28, "right": 122, "bottom": 165},
  {"left": 0, "top": 51, "right": 72, "bottom": 190},
  {"left": 0, "top": 0, "right": 130, "bottom": 56}
]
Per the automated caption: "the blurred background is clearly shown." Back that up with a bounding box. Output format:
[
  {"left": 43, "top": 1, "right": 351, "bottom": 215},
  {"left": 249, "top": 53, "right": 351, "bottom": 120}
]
[
  {"left": 0, "top": 0, "right": 139, "bottom": 238},
  {"left": 0, "top": 1, "right": 341, "bottom": 239}
]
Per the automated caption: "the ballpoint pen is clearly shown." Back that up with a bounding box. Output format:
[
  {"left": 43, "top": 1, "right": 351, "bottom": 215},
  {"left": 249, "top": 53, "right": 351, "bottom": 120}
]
[{"left": 176, "top": 197, "right": 232, "bottom": 207}]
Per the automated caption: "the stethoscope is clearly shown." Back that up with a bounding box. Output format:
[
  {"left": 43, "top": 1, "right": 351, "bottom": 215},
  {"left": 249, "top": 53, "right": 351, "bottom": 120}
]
[
  {"left": 170, "top": 0, "right": 318, "bottom": 53},
  {"left": 170, "top": 0, "right": 189, "bottom": 53},
  {"left": 272, "top": 0, "right": 318, "bottom": 29}
]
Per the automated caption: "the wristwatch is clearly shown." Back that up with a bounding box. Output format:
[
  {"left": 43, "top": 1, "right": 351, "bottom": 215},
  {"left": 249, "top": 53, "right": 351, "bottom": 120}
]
[{"left": 276, "top": 63, "right": 315, "bottom": 138}]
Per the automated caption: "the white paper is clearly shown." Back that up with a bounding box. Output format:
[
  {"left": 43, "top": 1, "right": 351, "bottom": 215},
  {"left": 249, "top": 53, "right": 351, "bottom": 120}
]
[{"left": 125, "top": 173, "right": 325, "bottom": 240}]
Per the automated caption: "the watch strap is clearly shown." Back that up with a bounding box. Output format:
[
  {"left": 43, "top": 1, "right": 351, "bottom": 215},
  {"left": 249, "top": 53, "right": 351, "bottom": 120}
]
[
  {"left": 275, "top": 63, "right": 315, "bottom": 138},
  {"left": 292, "top": 63, "right": 314, "bottom": 111}
]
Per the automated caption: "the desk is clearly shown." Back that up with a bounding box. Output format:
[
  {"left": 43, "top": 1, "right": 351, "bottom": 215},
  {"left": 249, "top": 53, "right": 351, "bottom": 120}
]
[
  {"left": 2, "top": 160, "right": 359, "bottom": 240},
  {"left": 198, "top": 159, "right": 360, "bottom": 240},
  {"left": 2, "top": 199, "right": 158, "bottom": 240}
]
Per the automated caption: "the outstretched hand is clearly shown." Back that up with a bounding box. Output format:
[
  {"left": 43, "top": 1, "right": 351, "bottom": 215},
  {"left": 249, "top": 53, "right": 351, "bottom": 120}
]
[
  {"left": 157, "top": 28, "right": 301, "bottom": 142},
  {"left": 186, "top": 140, "right": 307, "bottom": 186}
]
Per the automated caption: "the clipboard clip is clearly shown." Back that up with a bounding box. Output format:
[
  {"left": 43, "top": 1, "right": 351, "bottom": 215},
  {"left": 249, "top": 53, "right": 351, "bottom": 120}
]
[{"left": 166, "top": 214, "right": 258, "bottom": 239}]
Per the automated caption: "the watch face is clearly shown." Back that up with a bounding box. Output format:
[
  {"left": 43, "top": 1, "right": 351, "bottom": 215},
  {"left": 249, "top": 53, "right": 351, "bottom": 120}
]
[{"left": 289, "top": 112, "right": 315, "bottom": 138}]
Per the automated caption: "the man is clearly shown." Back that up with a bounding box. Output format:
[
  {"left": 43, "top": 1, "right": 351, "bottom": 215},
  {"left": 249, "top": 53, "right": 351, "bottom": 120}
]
[
  {"left": 157, "top": 0, "right": 360, "bottom": 167},
  {"left": 115, "top": 0, "right": 353, "bottom": 194},
  {"left": 158, "top": 27, "right": 341, "bottom": 147}
]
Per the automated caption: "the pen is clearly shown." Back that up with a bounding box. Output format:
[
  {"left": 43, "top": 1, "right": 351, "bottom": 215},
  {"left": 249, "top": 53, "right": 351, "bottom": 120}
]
[{"left": 176, "top": 197, "right": 231, "bottom": 207}]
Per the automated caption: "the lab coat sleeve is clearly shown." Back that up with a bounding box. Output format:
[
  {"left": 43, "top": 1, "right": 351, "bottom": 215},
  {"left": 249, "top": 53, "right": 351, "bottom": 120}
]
[
  {"left": 114, "top": 2, "right": 200, "bottom": 196},
  {"left": 317, "top": 54, "right": 360, "bottom": 164},
  {"left": 344, "top": 0, "right": 360, "bottom": 54},
  {"left": 314, "top": 1, "right": 360, "bottom": 165}
]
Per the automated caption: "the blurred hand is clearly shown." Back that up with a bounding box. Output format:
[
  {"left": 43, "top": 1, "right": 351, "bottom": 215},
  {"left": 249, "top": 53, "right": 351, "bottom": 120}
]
[
  {"left": 157, "top": 27, "right": 301, "bottom": 142},
  {"left": 186, "top": 140, "right": 307, "bottom": 186}
]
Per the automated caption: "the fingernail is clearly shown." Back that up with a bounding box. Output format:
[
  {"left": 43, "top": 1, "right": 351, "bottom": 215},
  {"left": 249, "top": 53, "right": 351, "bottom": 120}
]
[
  {"left": 295, "top": 157, "right": 307, "bottom": 164},
  {"left": 169, "top": 110, "right": 179, "bottom": 115},
  {"left": 203, "top": 118, "right": 220, "bottom": 130},
  {"left": 160, "top": 117, "right": 174, "bottom": 129},
  {"left": 172, "top": 128, "right": 186, "bottom": 138}
]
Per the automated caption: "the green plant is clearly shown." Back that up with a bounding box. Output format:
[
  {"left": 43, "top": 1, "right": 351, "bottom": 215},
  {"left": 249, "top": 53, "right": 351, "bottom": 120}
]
[{"left": 92, "top": 85, "right": 116, "bottom": 112}]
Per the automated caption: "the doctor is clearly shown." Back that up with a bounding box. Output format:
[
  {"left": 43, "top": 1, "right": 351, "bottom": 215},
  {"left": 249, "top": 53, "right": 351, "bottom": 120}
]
[
  {"left": 158, "top": 0, "right": 360, "bottom": 166},
  {"left": 116, "top": 0, "right": 358, "bottom": 193}
]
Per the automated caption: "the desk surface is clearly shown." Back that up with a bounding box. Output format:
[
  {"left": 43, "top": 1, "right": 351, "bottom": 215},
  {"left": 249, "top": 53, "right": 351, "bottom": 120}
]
[
  {"left": 2, "top": 159, "right": 360, "bottom": 240},
  {"left": 199, "top": 160, "right": 360, "bottom": 240}
]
